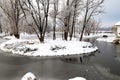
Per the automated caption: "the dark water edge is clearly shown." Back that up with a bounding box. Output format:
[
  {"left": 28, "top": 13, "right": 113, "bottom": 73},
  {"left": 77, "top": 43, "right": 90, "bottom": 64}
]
[
  {"left": 0, "top": 53, "right": 115, "bottom": 80},
  {"left": 91, "top": 41, "right": 120, "bottom": 75}
]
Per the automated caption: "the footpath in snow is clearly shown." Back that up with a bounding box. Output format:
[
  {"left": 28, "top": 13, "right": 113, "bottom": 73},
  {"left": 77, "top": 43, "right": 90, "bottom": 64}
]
[{"left": 0, "top": 36, "right": 98, "bottom": 57}]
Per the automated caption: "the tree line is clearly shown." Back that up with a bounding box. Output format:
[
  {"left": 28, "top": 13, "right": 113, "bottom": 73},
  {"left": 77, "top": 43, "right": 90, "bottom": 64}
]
[{"left": 0, "top": 0, "right": 104, "bottom": 43}]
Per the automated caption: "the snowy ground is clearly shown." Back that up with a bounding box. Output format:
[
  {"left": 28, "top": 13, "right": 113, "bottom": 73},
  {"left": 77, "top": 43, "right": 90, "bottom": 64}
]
[
  {"left": 96, "top": 37, "right": 116, "bottom": 42},
  {"left": 0, "top": 32, "right": 116, "bottom": 57},
  {"left": 21, "top": 72, "right": 87, "bottom": 80},
  {"left": 84, "top": 33, "right": 115, "bottom": 38},
  {"left": 0, "top": 38, "right": 98, "bottom": 57},
  {"left": 1, "top": 32, "right": 116, "bottom": 57},
  {"left": 0, "top": 33, "right": 98, "bottom": 57},
  {"left": 96, "top": 34, "right": 116, "bottom": 42},
  {"left": 69, "top": 77, "right": 86, "bottom": 80}
]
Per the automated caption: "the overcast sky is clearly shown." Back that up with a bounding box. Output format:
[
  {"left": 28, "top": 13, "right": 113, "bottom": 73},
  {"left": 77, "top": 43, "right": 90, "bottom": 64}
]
[{"left": 96, "top": 0, "right": 120, "bottom": 27}]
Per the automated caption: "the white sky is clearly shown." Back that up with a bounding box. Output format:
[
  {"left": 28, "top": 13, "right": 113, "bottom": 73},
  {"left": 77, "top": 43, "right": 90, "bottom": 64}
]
[{"left": 96, "top": 0, "right": 120, "bottom": 27}]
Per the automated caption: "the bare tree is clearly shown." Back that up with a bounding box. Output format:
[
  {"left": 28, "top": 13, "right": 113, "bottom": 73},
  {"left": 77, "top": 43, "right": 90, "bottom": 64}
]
[
  {"left": 58, "top": 0, "right": 72, "bottom": 40},
  {"left": 92, "top": 20, "right": 101, "bottom": 34},
  {"left": 0, "top": 22, "right": 2, "bottom": 33},
  {"left": 0, "top": 0, "right": 24, "bottom": 38},
  {"left": 84, "top": 18, "right": 101, "bottom": 35},
  {"left": 58, "top": 0, "right": 70, "bottom": 40},
  {"left": 0, "top": 14, "right": 11, "bottom": 35},
  {"left": 0, "top": 13, "right": 2, "bottom": 33},
  {"left": 84, "top": 18, "right": 95, "bottom": 35},
  {"left": 79, "top": 0, "right": 104, "bottom": 41},
  {"left": 69, "top": 0, "right": 81, "bottom": 40},
  {"left": 64, "top": 0, "right": 70, "bottom": 41},
  {"left": 51, "top": 0, "right": 59, "bottom": 40},
  {"left": 58, "top": 0, "right": 82, "bottom": 40},
  {"left": 19, "top": 0, "right": 50, "bottom": 43}
]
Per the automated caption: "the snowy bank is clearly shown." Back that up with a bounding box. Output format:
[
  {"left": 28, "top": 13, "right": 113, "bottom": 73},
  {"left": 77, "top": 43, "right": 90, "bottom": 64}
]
[
  {"left": 0, "top": 39, "right": 98, "bottom": 57},
  {"left": 21, "top": 72, "right": 37, "bottom": 80},
  {"left": 21, "top": 72, "right": 86, "bottom": 80},
  {"left": 96, "top": 37, "right": 116, "bottom": 42},
  {"left": 69, "top": 77, "right": 86, "bottom": 80}
]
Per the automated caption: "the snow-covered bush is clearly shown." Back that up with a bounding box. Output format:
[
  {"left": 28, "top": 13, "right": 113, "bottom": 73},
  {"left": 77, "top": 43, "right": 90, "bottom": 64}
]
[
  {"left": 50, "top": 45, "right": 66, "bottom": 51},
  {"left": 69, "top": 77, "right": 86, "bottom": 80},
  {"left": 21, "top": 72, "right": 37, "bottom": 80}
]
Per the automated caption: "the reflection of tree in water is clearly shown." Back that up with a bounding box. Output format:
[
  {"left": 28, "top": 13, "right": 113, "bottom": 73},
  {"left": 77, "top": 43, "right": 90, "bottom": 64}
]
[
  {"left": 61, "top": 54, "right": 97, "bottom": 64},
  {"left": 116, "top": 45, "right": 120, "bottom": 57},
  {"left": 84, "top": 38, "right": 97, "bottom": 46}
]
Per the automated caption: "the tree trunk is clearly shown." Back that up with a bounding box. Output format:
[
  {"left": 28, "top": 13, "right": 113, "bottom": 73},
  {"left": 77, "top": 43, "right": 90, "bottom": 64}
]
[
  {"left": 53, "top": 16, "right": 56, "bottom": 40},
  {"left": 70, "top": 0, "right": 77, "bottom": 40},
  {"left": 64, "top": 31, "right": 68, "bottom": 40},
  {"left": 0, "top": 23, "right": 2, "bottom": 33},
  {"left": 53, "top": 27, "right": 56, "bottom": 40},
  {"left": 14, "top": 33, "right": 20, "bottom": 39},
  {"left": 64, "top": 20, "right": 68, "bottom": 41},
  {"left": 70, "top": 15, "right": 75, "bottom": 40},
  {"left": 79, "top": 25, "right": 86, "bottom": 41},
  {"left": 39, "top": 36, "right": 44, "bottom": 43}
]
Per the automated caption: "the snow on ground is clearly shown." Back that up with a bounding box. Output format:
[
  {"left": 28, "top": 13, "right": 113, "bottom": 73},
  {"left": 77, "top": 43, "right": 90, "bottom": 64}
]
[
  {"left": 0, "top": 33, "right": 5, "bottom": 37},
  {"left": 84, "top": 33, "right": 115, "bottom": 38},
  {"left": 21, "top": 72, "right": 86, "bottom": 80},
  {"left": 21, "top": 72, "right": 37, "bottom": 80},
  {"left": 96, "top": 33, "right": 116, "bottom": 43},
  {"left": 96, "top": 36, "right": 116, "bottom": 42},
  {"left": 0, "top": 38, "right": 98, "bottom": 57},
  {"left": 4, "top": 35, "right": 16, "bottom": 39},
  {"left": 1, "top": 32, "right": 117, "bottom": 56},
  {"left": 69, "top": 77, "right": 86, "bottom": 80},
  {"left": 94, "top": 32, "right": 116, "bottom": 42}
]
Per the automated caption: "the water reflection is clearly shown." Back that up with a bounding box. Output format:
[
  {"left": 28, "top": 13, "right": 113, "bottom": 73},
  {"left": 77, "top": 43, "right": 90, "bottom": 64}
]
[
  {"left": 115, "top": 45, "right": 120, "bottom": 58},
  {"left": 0, "top": 55, "right": 38, "bottom": 65},
  {"left": 0, "top": 51, "right": 108, "bottom": 80},
  {"left": 61, "top": 54, "right": 96, "bottom": 65},
  {"left": 91, "top": 41, "right": 120, "bottom": 76}
]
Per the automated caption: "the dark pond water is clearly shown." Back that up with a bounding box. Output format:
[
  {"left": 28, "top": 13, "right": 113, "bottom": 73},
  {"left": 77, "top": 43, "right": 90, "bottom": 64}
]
[
  {"left": 91, "top": 41, "right": 120, "bottom": 76},
  {"left": 0, "top": 53, "right": 106, "bottom": 80},
  {"left": 0, "top": 38, "right": 120, "bottom": 80}
]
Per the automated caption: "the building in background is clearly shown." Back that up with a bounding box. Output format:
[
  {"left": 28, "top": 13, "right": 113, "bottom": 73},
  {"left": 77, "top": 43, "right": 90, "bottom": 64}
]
[{"left": 115, "top": 21, "right": 120, "bottom": 37}]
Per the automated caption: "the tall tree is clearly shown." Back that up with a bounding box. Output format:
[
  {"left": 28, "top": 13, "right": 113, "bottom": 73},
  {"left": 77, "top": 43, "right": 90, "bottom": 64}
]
[
  {"left": 19, "top": 0, "right": 50, "bottom": 43},
  {"left": 0, "top": 22, "right": 2, "bottom": 33},
  {"left": 0, "top": 14, "right": 2, "bottom": 33},
  {"left": 52, "top": 0, "right": 59, "bottom": 40},
  {"left": 59, "top": 0, "right": 71, "bottom": 40},
  {"left": 0, "top": 0, "right": 23, "bottom": 38},
  {"left": 84, "top": 18, "right": 99, "bottom": 35},
  {"left": 59, "top": 0, "right": 72, "bottom": 40},
  {"left": 69, "top": 0, "right": 81, "bottom": 40},
  {"left": 79, "top": 0, "right": 104, "bottom": 41}
]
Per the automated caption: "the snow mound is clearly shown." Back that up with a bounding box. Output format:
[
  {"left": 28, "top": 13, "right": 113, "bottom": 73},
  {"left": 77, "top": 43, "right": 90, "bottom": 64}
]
[
  {"left": 4, "top": 35, "right": 17, "bottom": 39},
  {"left": 21, "top": 72, "right": 37, "bottom": 80},
  {"left": 69, "top": 77, "right": 86, "bottom": 80},
  {"left": 0, "top": 39, "right": 98, "bottom": 57}
]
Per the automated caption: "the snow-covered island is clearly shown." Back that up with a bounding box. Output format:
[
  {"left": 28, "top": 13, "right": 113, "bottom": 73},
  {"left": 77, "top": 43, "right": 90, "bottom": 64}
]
[{"left": 0, "top": 35, "right": 98, "bottom": 57}]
